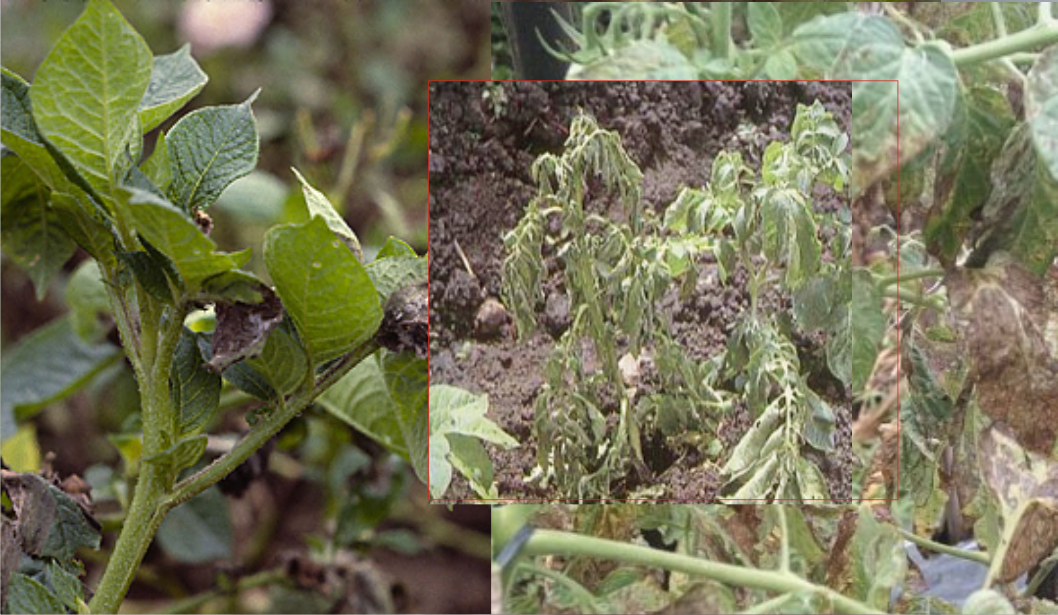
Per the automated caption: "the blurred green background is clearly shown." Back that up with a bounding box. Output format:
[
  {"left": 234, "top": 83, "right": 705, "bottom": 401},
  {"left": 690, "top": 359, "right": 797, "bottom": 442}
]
[{"left": 1, "top": 1, "right": 490, "bottom": 612}]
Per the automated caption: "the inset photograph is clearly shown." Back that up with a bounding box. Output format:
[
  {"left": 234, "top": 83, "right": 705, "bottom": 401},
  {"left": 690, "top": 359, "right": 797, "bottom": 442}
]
[{"left": 429, "top": 81, "right": 889, "bottom": 502}]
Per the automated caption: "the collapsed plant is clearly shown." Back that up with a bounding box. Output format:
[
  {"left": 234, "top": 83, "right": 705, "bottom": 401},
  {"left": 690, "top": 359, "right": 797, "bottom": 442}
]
[{"left": 502, "top": 101, "right": 862, "bottom": 500}]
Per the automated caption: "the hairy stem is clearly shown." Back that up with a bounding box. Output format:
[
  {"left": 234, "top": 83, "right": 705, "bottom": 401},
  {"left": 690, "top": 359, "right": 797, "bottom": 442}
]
[
  {"left": 522, "top": 529, "right": 884, "bottom": 614},
  {"left": 877, "top": 267, "right": 945, "bottom": 289}
]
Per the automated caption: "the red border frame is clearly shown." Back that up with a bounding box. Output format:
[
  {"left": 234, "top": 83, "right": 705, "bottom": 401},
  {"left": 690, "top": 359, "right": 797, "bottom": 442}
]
[{"left": 426, "top": 79, "right": 900, "bottom": 504}]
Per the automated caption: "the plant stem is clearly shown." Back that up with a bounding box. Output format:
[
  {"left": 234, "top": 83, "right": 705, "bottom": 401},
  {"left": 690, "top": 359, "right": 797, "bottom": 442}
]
[
  {"left": 711, "top": 1, "right": 732, "bottom": 60},
  {"left": 883, "top": 288, "right": 944, "bottom": 311},
  {"left": 89, "top": 298, "right": 188, "bottom": 613},
  {"left": 523, "top": 529, "right": 884, "bottom": 615},
  {"left": 164, "top": 339, "right": 380, "bottom": 512},
  {"left": 897, "top": 527, "right": 991, "bottom": 565},
  {"left": 951, "top": 21, "right": 1058, "bottom": 67},
  {"left": 159, "top": 569, "right": 286, "bottom": 614},
  {"left": 877, "top": 267, "right": 945, "bottom": 289}
]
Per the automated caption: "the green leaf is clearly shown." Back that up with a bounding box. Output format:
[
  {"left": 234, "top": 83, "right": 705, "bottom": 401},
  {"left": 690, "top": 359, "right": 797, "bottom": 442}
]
[
  {"left": 171, "top": 328, "right": 221, "bottom": 435},
  {"left": 377, "top": 236, "right": 416, "bottom": 259},
  {"left": 846, "top": 504, "right": 906, "bottom": 610},
  {"left": 143, "top": 435, "right": 208, "bottom": 483},
  {"left": 793, "top": 15, "right": 958, "bottom": 193},
  {"left": 64, "top": 260, "right": 111, "bottom": 341},
  {"left": 166, "top": 91, "right": 259, "bottom": 213},
  {"left": 50, "top": 192, "right": 118, "bottom": 268},
  {"left": 138, "top": 44, "right": 208, "bottom": 133},
  {"left": 30, "top": 0, "right": 152, "bottom": 196},
  {"left": 117, "top": 240, "right": 180, "bottom": 304},
  {"left": 1, "top": 69, "right": 84, "bottom": 196},
  {"left": 826, "top": 269, "right": 885, "bottom": 392},
  {"left": 366, "top": 256, "right": 427, "bottom": 305},
  {"left": 0, "top": 165, "right": 77, "bottom": 300},
  {"left": 384, "top": 351, "right": 428, "bottom": 486},
  {"left": 123, "top": 187, "right": 251, "bottom": 291},
  {"left": 156, "top": 486, "right": 232, "bottom": 563},
  {"left": 141, "top": 130, "right": 171, "bottom": 193},
  {"left": 1027, "top": 46, "right": 1058, "bottom": 182},
  {"left": 792, "top": 273, "right": 842, "bottom": 331},
  {"left": 0, "top": 317, "right": 120, "bottom": 442},
  {"left": 567, "top": 40, "right": 698, "bottom": 80},
  {"left": 763, "top": 49, "right": 798, "bottom": 80},
  {"left": 6, "top": 573, "right": 66, "bottom": 615},
  {"left": 747, "top": 2, "right": 783, "bottom": 48},
  {"left": 243, "top": 320, "right": 310, "bottom": 398},
  {"left": 428, "top": 384, "right": 517, "bottom": 498},
  {"left": 264, "top": 215, "right": 382, "bottom": 364},
  {"left": 316, "top": 353, "right": 409, "bottom": 458},
  {"left": 48, "top": 560, "right": 85, "bottom": 612},
  {"left": 197, "top": 269, "right": 268, "bottom": 304},
  {"left": 291, "top": 167, "right": 362, "bottom": 260}
]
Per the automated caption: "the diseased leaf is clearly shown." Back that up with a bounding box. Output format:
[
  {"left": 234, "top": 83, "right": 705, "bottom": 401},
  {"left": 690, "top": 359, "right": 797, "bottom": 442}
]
[
  {"left": 316, "top": 353, "right": 408, "bottom": 458},
  {"left": 756, "top": 184, "right": 820, "bottom": 288},
  {"left": 138, "top": 44, "right": 208, "bottom": 133},
  {"left": 264, "top": 215, "right": 382, "bottom": 364},
  {"left": 291, "top": 167, "right": 362, "bottom": 260},
  {"left": 376, "top": 282, "right": 428, "bottom": 358},
  {"left": 156, "top": 486, "right": 232, "bottom": 563},
  {"left": 30, "top": 0, "right": 152, "bottom": 196},
  {"left": 166, "top": 92, "right": 259, "bottom": 213},
  {"left": 1, "top": 471, "right": 101, "bottom": 562},
  {"left": 946, "top": 258, "right": 1058, "bottom": 454},
  {"left": 794, "top": 15, "right": 958, "bottom": 193},
  {"left": 827, "top": 506, "right": 906, "bottom": 610},
  {"left": 924, "top": 86, "right": 1016, "bottom": 266},
  {"left": 1027, "top": 46, "right": 1058, "bottom": 182},
  {"left": 978, "top": 424, "right": 1058, "bottom": 583},
  {"left": 1, "top": 317, "right": 120, "bottom": 442},
  {"left": 122, "top": 187, "right": 251, "bottom": 292},
  {"left": 208, "top": 287, "right": 283, "bottom": 373},
  {"left": 969, "top": 123, "right": 1058, "bottom": 276},
  {"left": 171, "top": 327, "right": 222, "bottom": 435}
]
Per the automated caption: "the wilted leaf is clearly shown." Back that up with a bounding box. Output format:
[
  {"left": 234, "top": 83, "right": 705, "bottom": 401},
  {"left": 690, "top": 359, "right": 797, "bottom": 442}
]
[
  {"left": 428, "top": 385, "right": 517, "bottom": 499},
  {"left": 1, "top": 470, "right": 101, "bottom": 562},
  {"left": 962, "top": 589, "right": 1016, "bottom": 615},
  {"left": 946, "top": 258, "right": 1058, "bottom": 454},
  {"left": 827, "top": 269, "right": 885, "bottom": 392},
  {"left": 827, "top": 505, "right": 905, "bottom": 610},
  {"left": 978, "top": 424, "right": 1058, "bottom": 583},
  {"left": 567, "top": 40, "right": 698, "bottom": 80}
]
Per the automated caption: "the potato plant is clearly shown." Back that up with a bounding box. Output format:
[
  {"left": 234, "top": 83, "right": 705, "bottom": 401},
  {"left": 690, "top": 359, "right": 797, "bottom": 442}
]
[
  {"left": 0, "top": 1, "right": 495, "bottom": 611},
  {"left": 502, "top": 101, "right": 858, "bottom": 500},
  {"left": 493, "top": 1, "right": 1058, "bottom": 612}
]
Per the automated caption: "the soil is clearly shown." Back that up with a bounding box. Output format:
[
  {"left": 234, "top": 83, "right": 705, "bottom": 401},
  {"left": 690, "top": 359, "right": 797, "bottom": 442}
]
[{"left": 428, "top": 81, "right": 856, "bottom": 500}]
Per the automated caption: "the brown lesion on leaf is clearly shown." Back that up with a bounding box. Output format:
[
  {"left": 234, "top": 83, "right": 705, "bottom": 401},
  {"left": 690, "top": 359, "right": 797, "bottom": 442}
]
[
  {"left": 208, "top": 287, "right": 284, "bottom": 373},
  {"left": 376, "top": 282, "right": 428, "bottom": 358}
]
